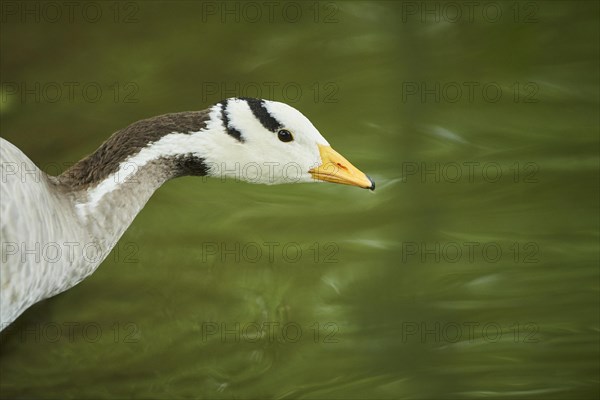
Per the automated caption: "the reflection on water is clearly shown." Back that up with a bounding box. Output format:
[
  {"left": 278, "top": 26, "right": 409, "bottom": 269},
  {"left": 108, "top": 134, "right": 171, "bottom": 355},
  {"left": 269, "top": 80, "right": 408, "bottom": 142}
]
[{"left": 1, "top": 1, "right": 599, "bottom": 398}]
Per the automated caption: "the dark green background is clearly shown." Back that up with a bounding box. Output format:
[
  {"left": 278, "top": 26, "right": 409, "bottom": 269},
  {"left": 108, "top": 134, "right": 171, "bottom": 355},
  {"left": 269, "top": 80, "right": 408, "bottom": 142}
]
[{"left": 1, "top": 1, "right": 598, "bottom": 398}]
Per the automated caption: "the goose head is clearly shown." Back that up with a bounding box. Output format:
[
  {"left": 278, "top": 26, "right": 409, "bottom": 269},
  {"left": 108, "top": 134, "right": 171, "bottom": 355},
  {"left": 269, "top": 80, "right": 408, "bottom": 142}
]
[
  {"left": 198, "top": 97, "right": 375, "bottom": 190},
  {"left": 61, "top": 97, "right": 374, "bottom": 199}
]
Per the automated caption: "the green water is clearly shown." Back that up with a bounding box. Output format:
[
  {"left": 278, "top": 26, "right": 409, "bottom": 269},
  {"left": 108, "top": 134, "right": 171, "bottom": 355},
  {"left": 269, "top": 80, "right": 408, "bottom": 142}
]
[{"left": 0, "top": 1, "right": 598, "bottom": 398}]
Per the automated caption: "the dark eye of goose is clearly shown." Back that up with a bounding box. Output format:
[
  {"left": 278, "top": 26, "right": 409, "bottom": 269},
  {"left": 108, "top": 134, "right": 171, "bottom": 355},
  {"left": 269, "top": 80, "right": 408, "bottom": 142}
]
[{"left": 277, "top": 129, "right": 294, "bottom": 143}]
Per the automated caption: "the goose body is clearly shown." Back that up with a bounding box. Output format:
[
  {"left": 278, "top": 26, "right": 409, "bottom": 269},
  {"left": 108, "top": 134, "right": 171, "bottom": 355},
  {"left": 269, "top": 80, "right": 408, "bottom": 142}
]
[{"left": 0, "top": 97, "right": 373, "bottom": 330}]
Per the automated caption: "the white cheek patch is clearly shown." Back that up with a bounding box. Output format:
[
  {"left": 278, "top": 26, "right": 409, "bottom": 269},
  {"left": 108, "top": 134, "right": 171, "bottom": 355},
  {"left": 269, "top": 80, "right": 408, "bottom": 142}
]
[
  {"left": 206, "top": 104, "right": 225, "bottom": 132},
  {"left": 226, "top": 99, "right": 268, "bottom": 141}
]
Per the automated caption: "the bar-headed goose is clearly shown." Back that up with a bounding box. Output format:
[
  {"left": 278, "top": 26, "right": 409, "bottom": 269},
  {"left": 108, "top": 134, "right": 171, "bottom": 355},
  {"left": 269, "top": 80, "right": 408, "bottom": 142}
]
[{"left": 0, "top": 97, "right": 374, "bottom": 330}]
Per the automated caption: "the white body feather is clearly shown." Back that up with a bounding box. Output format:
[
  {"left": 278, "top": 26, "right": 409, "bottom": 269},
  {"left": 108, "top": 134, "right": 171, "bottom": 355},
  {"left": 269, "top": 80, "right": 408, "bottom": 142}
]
[{"left": 1, "top": 139, "right": 98, "bottom": 327}]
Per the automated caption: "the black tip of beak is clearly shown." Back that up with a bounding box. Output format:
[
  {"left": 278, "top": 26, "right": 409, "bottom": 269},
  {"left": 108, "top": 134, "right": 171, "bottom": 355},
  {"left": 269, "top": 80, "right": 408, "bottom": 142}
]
[{"left": 367, "top": 175, "right": 375, "bottom": 191}]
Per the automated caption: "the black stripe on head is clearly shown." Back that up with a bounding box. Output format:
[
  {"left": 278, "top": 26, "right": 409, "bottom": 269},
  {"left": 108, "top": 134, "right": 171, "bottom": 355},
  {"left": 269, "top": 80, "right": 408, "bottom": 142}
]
[
  {"left": 219, "top": 100, "right": 245, "bottom": 142},
  {"left": 239, "top": 97, "right": 282, "bottom": 132}
]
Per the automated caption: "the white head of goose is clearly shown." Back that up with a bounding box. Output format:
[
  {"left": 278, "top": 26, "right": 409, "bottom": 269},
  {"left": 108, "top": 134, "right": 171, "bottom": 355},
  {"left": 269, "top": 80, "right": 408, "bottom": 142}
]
[{"left": 0, "top": 97, "right": 374, "bottom": 330}]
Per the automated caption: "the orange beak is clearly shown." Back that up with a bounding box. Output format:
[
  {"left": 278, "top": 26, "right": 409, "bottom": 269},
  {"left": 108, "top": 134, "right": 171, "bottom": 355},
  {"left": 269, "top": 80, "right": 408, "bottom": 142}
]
[{"left": 309, "top": 144, "right": 375, "bottom": 190}]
